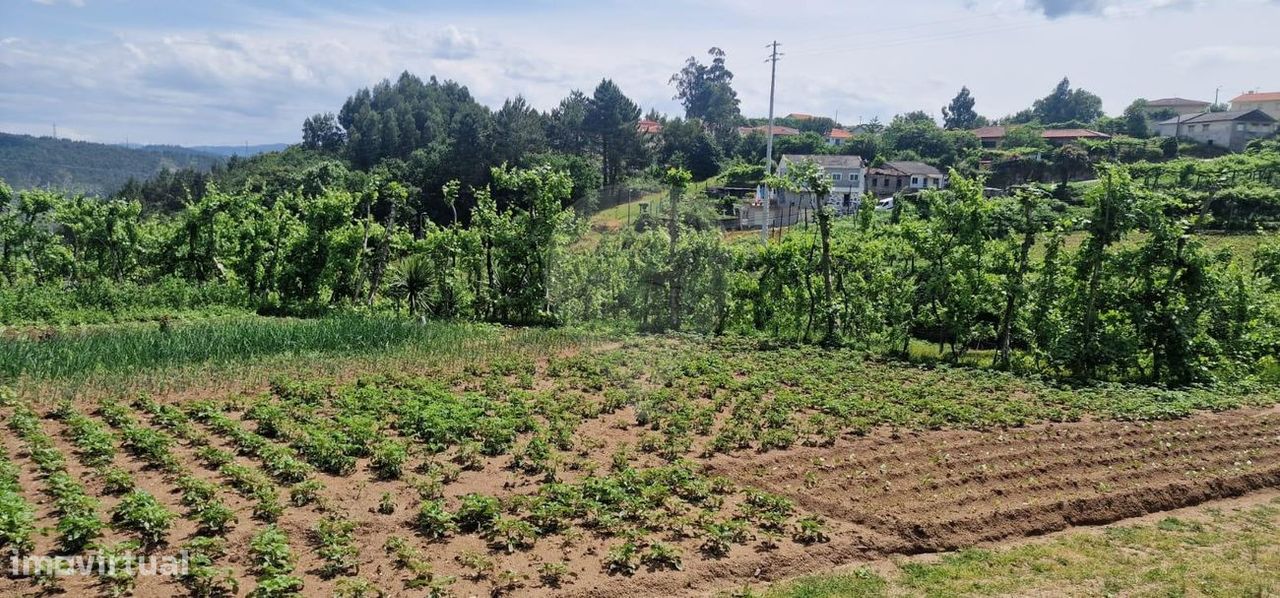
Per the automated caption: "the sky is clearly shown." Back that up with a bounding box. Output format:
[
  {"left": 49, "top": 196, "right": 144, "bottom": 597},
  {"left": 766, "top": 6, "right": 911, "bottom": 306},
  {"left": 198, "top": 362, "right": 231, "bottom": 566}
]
[{"left": 2, "top": 0, "right": 1278, "bottom": 146}]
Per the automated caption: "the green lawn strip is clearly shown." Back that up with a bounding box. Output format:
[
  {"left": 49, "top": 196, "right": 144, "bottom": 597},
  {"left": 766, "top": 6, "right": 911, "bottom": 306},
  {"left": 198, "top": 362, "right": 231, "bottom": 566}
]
[{"left": 764, "top": 499, "right": 1280, "bottom": 597}]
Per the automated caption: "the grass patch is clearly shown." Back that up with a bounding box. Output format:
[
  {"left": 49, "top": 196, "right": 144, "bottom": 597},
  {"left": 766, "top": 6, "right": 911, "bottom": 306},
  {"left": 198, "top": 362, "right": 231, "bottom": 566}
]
[
  {"left": 764, "top": 500, "right": 1280, "bottom": 597},
  {"left": 0, "top": 315, "right": 592, "bottom": 382},
  {"left": 763, "top": 569, "right": 886, "bottom": 597}
]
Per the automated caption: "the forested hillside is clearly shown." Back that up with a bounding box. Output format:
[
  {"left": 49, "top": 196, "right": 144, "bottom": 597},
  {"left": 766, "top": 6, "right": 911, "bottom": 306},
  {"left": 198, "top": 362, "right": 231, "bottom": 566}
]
[
  {"left": 0, "top": 133, "right": 222, "bottom": 196},
  {"left": 188, "top": 143, "right": 290, "bottom": 158}
]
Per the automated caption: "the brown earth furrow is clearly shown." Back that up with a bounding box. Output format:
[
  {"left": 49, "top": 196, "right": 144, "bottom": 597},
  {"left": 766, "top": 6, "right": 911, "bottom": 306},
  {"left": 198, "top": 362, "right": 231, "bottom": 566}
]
[
  {"left": 711, "top": 408, "right": 1280, "bottom": 556},
  {"left": 844, "top": 440, "right": 1280, "bottom": 512},
  {"left": 742, "top": 415, "right": 1278, "bottom": 489}
]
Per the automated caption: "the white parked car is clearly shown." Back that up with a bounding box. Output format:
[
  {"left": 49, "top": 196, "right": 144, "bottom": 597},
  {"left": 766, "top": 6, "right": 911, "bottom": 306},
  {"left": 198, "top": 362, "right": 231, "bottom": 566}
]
[{"left": 875, "top": 197, "right": 894, "bottom": 211}]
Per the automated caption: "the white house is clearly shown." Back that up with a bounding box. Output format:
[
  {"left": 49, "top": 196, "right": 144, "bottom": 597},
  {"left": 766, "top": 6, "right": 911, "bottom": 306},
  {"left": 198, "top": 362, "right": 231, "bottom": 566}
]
[{"left": 776, "top": 154, "right": 866, "bottom": 214}]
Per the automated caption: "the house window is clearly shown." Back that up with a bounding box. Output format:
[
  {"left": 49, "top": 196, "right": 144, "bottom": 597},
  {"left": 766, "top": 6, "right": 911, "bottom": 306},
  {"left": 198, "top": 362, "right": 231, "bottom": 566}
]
[
  {"left": 832, "top": 173, "right": 842, "bottom": 181},
  {"left": 850, "top": 174, "right": 859, "bottom": 184},
  {"left": 911, "top": 176, "right": 920, "bottom": 186},
  {"left": 1236, "top": 123, "right": 1245, "bottom": 131},
  {"left": 1201, "top": 124, "right": 1210, "bottom": 132}
]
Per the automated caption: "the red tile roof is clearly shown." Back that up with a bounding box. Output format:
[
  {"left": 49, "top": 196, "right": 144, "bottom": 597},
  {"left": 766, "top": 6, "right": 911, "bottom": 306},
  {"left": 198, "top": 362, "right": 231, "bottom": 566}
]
[
  {"left": 1233, "top": 91, "right": 1280, "bottom": 104},
  {"left": 971, "top": 126, "right": 1007, "bottom": 139},
  {"left": 826, "top": 128, "right": 854, "bottom": 139},
  {"left": 636, "top": 119, "right": 663, "bottom": 135}
]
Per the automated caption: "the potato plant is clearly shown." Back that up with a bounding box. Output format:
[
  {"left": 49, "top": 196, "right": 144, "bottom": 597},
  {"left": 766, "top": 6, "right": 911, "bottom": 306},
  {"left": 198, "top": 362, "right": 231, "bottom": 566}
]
[
  {"left": 8, "top": 403, "right": 105, "bottom": 553},
  {"left": 311, "top": 515, "right": 358, "bottom": 579},
  {"left": 384, "top": 536, "right": 454, "bottom": 593},
  {"left": 0, "top": 444, "right": 36, "bottom": 555},
  {"left": 111, "top": 489, "right": 174, "bottom": 547},
  {"left": 249, "top": 525, "right": 304, "bottom": 598}
]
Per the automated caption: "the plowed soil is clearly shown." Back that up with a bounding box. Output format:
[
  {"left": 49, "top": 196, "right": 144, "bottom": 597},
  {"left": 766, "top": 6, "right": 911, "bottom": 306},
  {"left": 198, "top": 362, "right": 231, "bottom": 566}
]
[
  {"left": 706, "top": 405, "right": 1280, "bottom": 553},
  {"left": 4, "top": 400, "right": 1279, "bottom": 598}
]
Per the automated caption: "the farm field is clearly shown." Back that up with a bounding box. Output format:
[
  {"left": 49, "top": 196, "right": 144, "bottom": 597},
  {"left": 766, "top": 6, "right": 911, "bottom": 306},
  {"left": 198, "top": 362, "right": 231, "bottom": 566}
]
[
  {"left": 767, "top": 490, "right": 1280, "bottom": 597},
  {"left": 2, "top": 333, "right": 1279, "bottom": 597}
]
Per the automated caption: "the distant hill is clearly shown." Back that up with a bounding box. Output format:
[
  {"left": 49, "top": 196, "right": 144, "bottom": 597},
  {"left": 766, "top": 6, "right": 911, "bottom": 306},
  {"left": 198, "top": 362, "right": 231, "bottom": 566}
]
[
  {"left": 186, "top": 143, "right": 291, "bottom": 158},
  {"left": 0, "top": 133, "right": 223, "bottom": 196}
]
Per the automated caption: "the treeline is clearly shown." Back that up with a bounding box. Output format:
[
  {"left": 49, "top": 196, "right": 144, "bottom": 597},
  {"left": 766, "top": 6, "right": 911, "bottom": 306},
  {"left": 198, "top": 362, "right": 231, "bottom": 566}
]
[
  {"left": 558, "top": 158, "right": 1280, "bottom": 386},
  {"left": 0, "top": 161, "right": 577, "bottom": 325},
  {"left": 4, "top": 143, "right": 1280, "bottom": 385}
]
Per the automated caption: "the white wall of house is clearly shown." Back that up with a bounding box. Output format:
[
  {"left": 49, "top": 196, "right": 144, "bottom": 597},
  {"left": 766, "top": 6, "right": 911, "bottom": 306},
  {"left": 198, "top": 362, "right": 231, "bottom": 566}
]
[{"left": 907, "top": 174, "right": 946, "bottom": 189}]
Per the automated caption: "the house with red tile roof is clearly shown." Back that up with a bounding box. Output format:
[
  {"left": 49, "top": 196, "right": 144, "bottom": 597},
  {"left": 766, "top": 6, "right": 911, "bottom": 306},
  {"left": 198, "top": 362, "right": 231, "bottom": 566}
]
[
  {"left": 1231, "top": 91, "right": 1280, "bottom": 120},
  {"left": 636, "top": 119, "right": 663, "bottom": 136},
  {"left": 824, "top": 128, "right": 854, "bottom": 146},
  {"left": 970, "top": 125, "right": 1110, "bottom": 149}
]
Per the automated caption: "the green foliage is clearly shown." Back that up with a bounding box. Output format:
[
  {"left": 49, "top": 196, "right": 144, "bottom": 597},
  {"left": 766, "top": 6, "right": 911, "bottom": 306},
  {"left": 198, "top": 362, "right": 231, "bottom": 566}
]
[
  {"left": 670, "top": 47, "right": 741, "bottom": 142},
  {"left": 370, "top": 438, "right": 410, "bottom": 479},
  {"left": 111, "top": 489, "right": 174, "bottom": 546},
  {"left": 1, "top": 316, "right": 490, "bottom": 380},
  {"left": 415, "top": 499, "right": 457, "bottom": 539},
  {"left": 311, "top": 516, "right": 359, "bottom": 579},
  {"left": 455, "top": 493, "right": 502, "bottom": 533},
  {"left": 942, "top": 87, "right": 983, "bottom": 130},
  {"left": 1030, "top": 77, "right": 1104, "bottom": 125}
]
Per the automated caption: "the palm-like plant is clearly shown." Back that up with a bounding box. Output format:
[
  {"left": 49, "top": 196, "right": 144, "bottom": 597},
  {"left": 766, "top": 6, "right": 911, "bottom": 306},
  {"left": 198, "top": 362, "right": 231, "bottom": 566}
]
[{"left": 387, "top": 254, "right": 433, "bottom": 316}]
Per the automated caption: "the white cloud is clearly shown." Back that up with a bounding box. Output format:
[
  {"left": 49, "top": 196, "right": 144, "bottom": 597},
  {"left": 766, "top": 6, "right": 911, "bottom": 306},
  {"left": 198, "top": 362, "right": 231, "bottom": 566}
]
[
  {"left": 432, "top": 25, "right": 479, "bottom": 60},
  {"left": 1022, "top": 0, "right": 1205, "bottom": 18}
]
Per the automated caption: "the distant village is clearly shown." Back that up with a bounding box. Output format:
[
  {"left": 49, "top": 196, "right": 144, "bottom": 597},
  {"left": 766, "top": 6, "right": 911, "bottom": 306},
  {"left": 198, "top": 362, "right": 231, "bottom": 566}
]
[{"left": 632, "top": 90, "right": 1279, "bottom": 231}]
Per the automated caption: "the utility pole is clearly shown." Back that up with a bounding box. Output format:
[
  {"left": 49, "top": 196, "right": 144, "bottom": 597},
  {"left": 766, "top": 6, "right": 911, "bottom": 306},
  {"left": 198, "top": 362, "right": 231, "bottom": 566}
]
[
  {"left": 52, "top": 123, "right": 57, "bottom": 140},
  {"left": 668, "top": 181, "right": 681, "bottom": 329},
  {"left": 762, "top": 41, "right": 781, "bottom": 244}
]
